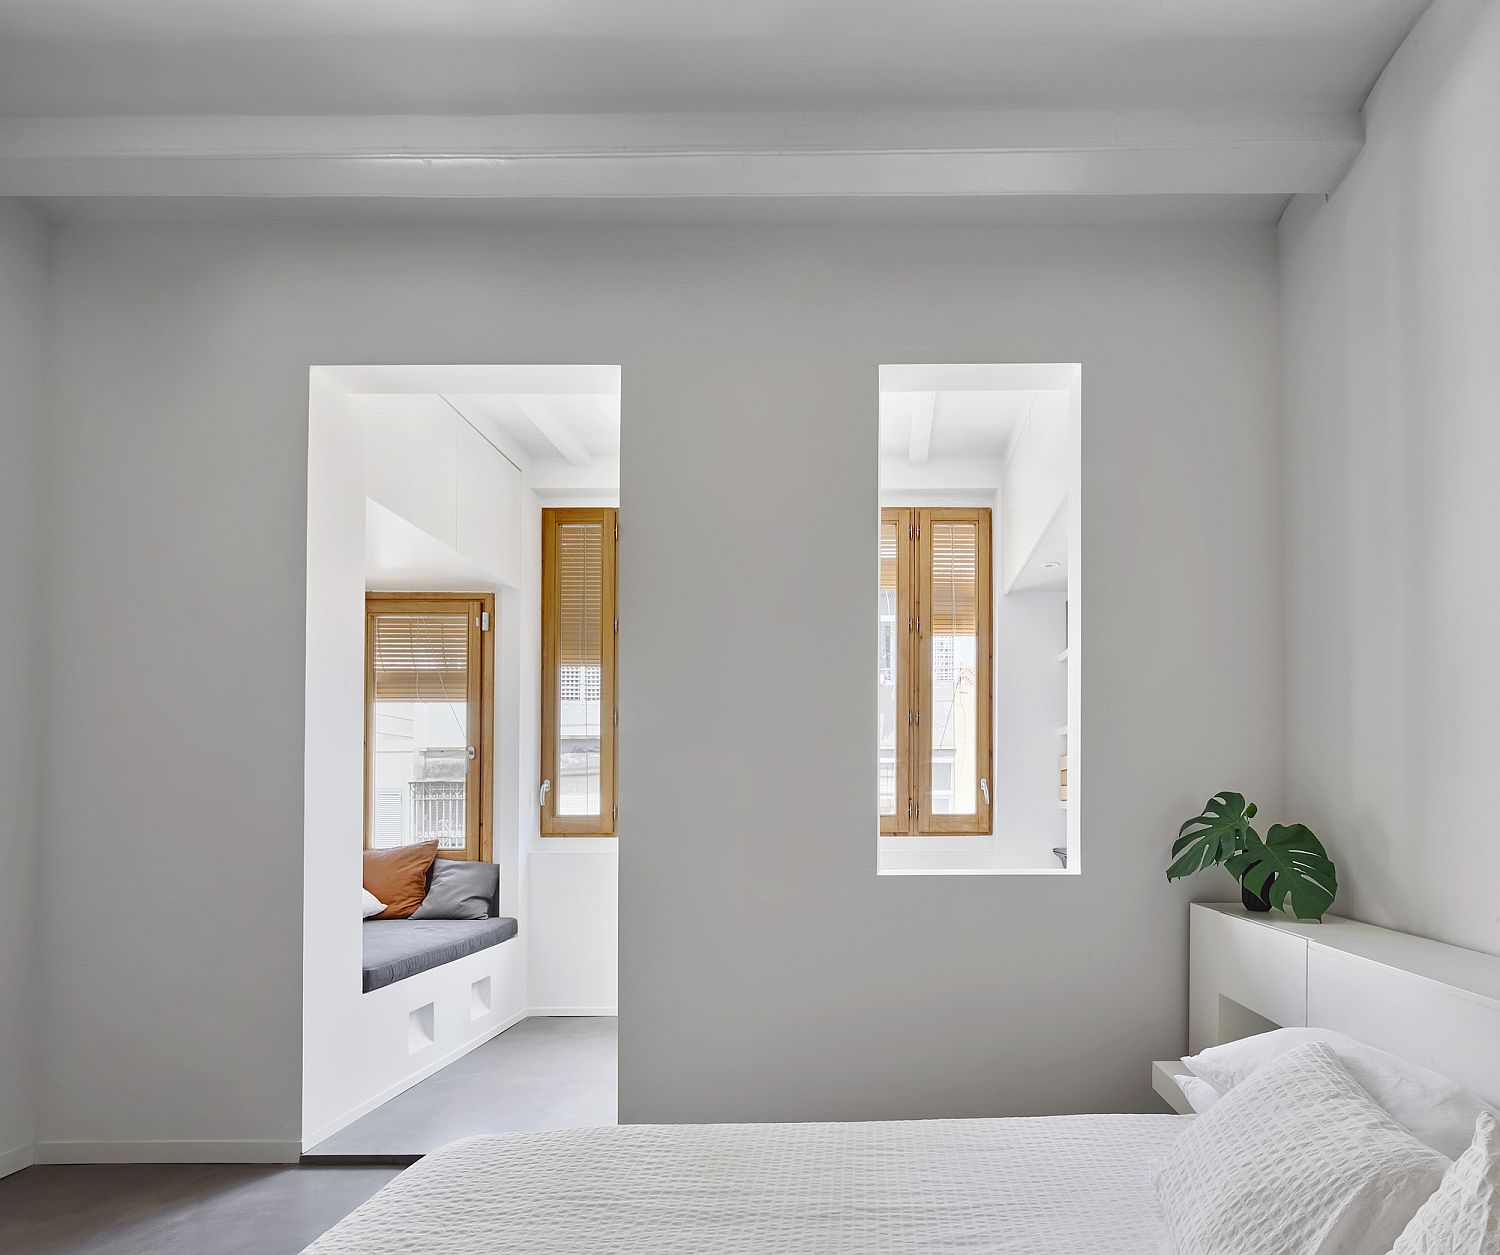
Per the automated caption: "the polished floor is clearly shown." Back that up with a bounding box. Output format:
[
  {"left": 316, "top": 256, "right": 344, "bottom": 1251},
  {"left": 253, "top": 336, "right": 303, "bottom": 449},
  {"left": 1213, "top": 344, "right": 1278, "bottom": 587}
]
[
  {"left": 0, "top": 1163, "right": 400, "bottom": 1255},
  {"left": 307, "top": 1014, "right": 618, "bottom": 1157},
  {"left": 0, "top": 1016, "right": 618, "bottom": 1252}
]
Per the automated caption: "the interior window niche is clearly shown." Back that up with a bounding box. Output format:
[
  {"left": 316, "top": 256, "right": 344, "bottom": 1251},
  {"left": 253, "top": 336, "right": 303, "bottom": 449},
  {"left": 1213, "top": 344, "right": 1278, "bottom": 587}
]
[{"left": 877, "top": 364, "right": 1080, "bottom": 876}]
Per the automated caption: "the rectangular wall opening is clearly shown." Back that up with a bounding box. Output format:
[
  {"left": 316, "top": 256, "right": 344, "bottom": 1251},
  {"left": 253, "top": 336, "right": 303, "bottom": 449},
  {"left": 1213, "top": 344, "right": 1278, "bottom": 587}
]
[
  {"left": 303, "top": 364, "right": 621, "bottom": 1156},
  {"left": 877, "top": 364, "right": 1081, "bottom": 876}
]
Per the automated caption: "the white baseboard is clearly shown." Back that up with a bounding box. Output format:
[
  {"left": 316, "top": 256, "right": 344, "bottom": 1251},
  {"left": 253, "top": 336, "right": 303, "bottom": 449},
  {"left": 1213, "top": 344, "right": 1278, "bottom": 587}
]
[
  {"left": 302, "top": 1008, "right": 528, "bottom": 1152},
  {"left": 33, "top": 1140, "right": 301, "bottom": 1165},
  {"left": 527, "top": 1006, "right": 618, "bottom": 1017},
  {"left": 0, "top": 1142, "right": 35, "bottom": 1179}
]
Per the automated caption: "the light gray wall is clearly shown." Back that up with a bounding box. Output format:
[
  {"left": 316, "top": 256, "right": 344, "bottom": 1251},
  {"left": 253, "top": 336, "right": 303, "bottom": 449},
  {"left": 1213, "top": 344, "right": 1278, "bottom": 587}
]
[
  {"left": 0, "top": 199, "right": 47, "bottom": 1169},
  {"left": 39, "top": 221, "right": 1280, "bottom": 1146},
  {"left": 1279, "top": 0, "right": 1500, "bottom": 956}
]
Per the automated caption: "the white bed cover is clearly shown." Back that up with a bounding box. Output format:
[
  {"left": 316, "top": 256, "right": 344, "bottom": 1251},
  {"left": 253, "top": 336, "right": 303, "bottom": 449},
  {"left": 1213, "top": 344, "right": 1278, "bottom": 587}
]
[{"left": 304, "top": 1114, "right": 1186, "bottom": 1253}]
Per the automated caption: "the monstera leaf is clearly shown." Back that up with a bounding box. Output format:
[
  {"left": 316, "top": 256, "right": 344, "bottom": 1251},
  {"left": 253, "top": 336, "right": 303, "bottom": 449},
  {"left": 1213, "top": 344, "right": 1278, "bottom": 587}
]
[
  {"left": 1166, "top": 792, "right": 1259, "bottom": 882},
  {"left": 1227, "top": 824, "right": 1338, "bottom": 922}
]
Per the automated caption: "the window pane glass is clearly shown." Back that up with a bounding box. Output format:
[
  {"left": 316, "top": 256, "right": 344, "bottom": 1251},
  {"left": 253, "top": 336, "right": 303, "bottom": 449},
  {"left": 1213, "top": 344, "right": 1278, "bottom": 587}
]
[
  {"left": 557, "top": 521, "right": 604, "bottom": 816},
  {"left": 371, "top": 613, "right": 469, "bottom": 850},
  {"left": 878, "top": 517, "right": 899, "bottom": 816},
  {"left": 929, "top": 519, "right": 979, "bottom": 816}
]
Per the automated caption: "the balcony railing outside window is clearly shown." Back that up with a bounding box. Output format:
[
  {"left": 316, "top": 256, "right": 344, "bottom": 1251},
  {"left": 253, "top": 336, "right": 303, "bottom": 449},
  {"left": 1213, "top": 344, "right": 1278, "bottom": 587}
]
[{"left": 410, "top": 779, "right": 466, "bottom": 850}]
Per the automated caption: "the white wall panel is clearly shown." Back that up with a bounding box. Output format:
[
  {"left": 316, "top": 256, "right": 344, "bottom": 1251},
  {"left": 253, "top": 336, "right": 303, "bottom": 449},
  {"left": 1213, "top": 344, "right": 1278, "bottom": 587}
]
[
  {"left": 456, "top": 419, "right": 521, "bottom": 587},
  {"left": 362, "top": 394, "right": 459, "bottom": 548},
  {"left": 0, "top": 201, "right": 47, "bottom": 1176},
  {"left": 1280, "top": 0, "right": 1500, "bottom": 955}
]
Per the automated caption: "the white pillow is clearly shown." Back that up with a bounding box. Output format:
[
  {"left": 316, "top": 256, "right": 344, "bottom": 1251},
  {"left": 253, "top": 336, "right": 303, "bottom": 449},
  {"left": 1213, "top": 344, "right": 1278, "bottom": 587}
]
[
  {"left": 1389, "top": 1113, "right": 1500, "bottom": 1254},
  {"left": 1177, "top": 1073, "right": 1223, "bottom": 1114},
  {"left": 361, "top": 888, "right": 386, "bottom": 919},
  {"left": 1184, "top": 1028, "right": 1498, "bottom": 1160},
  {"left": 1156, "top": 1041, "right": 1449, "bottom": 1255}
]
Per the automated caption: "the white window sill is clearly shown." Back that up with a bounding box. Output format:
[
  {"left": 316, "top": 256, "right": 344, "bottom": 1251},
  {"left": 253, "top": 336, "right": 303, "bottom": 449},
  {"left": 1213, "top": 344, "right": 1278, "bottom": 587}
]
[{"left": 878, "top": 864, "right": 1079, "bottom": 877}]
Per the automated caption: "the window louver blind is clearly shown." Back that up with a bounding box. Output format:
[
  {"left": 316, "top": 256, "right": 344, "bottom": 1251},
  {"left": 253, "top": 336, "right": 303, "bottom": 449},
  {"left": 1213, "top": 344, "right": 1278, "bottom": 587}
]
[
  {"left": 557, "top": 521, "right": 604, "bottom": 669},
  {"left": 371, "top": 614, "right": 469, "bottom": 702},
  {"left": 880, "top": 519, "right": 899, "bottom": 592},
  {"left": 928, "top": 519, "right": 979, "bottom": 635}
]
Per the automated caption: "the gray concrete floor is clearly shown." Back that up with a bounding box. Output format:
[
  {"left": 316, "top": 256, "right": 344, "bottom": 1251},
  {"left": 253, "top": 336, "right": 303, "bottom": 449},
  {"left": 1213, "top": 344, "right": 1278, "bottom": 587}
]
[
  {"left": 0, "top": 1163, "right": 400, "bottom": 1255},
  {"left": 0, "top": 1016, "right": 618, "bottom": 1252},
  {"left": 307, "top": 1014, "right": 617, "bottom": 1157}
]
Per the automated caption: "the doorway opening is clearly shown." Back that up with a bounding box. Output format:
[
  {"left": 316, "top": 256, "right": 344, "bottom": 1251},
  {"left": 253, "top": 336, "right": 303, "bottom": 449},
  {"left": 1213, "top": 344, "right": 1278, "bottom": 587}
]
[{"left": 302, "top": 365, "right": 621, "bottom": 1156}]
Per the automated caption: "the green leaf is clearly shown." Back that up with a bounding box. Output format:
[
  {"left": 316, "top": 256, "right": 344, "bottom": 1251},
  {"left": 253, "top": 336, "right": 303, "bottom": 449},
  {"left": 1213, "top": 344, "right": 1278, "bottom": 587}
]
[
  {"left": 1167, "top": 792, "right": 1258, "bottom": 882},
  {"left": 1226, "top": 824, "right": 1338, "bottom": 921}
]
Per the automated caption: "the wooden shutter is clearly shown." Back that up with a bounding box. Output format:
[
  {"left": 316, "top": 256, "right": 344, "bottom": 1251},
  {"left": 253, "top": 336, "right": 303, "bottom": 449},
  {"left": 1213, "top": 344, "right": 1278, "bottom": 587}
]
[
  {"left": 880, "top": 508, "right": 915, "bottom": 834},
  {"left": 880, "top": 508, "right": 992, "bottom": 837},
  {"left": 915, "top": 508, "right": 992, "bottom": 834}
]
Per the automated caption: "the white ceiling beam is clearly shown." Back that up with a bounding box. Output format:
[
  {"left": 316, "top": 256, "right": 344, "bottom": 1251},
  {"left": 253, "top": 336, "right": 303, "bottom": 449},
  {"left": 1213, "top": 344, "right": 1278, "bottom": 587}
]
[
  {"left": 908, "top": 393, "right": 936, "bottom": 468},
  {"left": 0, "top": 111, "right": 1362, "bottom": 198},
  {"left": 511, "top": 397, "right": 592, "bottom": 467}
]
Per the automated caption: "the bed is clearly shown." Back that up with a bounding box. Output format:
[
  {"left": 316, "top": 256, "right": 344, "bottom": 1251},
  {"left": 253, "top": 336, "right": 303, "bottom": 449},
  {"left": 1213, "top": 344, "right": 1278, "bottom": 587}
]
[
  {"left": 307, "top": 907, "right": 1500, "bottom": 1254},
  {"left": 303, "top": 1114, "right": 1185, "bottom": 1254}
]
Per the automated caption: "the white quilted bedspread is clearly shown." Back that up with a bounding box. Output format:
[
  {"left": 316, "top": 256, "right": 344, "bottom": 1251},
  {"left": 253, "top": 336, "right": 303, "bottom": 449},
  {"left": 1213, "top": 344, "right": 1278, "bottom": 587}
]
[{"left": 304, "top": 1115, "right": 1187, "bottom": 1253}]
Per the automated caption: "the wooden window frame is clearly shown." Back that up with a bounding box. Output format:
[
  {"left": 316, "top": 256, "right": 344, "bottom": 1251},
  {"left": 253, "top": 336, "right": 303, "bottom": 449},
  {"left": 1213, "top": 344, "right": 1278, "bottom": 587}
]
[
  {"left": 881, "top": 507, "right": 993, "bottom": 836},
  {"left": 365, "top": 592, "right": 495, "bottom": 862},
  {"left": 540, "top": 507, "right": 618, "bottom": 837}
]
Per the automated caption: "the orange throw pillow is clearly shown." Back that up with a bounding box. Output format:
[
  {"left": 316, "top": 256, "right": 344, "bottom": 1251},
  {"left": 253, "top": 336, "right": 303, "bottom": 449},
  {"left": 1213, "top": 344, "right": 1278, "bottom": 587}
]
[{"left": 363, "top": 842, "right": 439, "bottom": 920}]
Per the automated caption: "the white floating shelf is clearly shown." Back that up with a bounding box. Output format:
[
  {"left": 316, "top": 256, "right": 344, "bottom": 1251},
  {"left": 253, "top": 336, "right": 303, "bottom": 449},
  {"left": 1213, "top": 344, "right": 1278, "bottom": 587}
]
[
  {"left": 1055, "top": 649, "right": 1069, "bottom": 663},
  {"left": 1056, "top": 725, "right": 1070, "bottom": 737}
]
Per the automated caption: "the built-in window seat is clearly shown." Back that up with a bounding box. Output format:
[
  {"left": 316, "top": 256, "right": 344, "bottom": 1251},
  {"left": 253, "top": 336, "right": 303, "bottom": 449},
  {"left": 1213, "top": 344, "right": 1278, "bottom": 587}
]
[{"left": 362, "top": 917, "right": 519, "bottom": 993}]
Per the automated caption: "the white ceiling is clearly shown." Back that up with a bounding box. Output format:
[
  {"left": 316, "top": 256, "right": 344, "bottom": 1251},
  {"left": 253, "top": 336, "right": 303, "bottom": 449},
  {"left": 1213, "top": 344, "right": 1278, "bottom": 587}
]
[
  {"left": 880, "top": 391, "right": 1037, "bottom": 463},
  {"left": 0, "top": 0, "right": 1429, "bottom": 116},
  {"left": 326, "top": 363, "right": 622, "bottom": 468},
  {"left": 879, "top": 366, "right": 1079, "bottom": 464},
  {"left": 449, "top": 394, "right": 620, "bottom": 464}
]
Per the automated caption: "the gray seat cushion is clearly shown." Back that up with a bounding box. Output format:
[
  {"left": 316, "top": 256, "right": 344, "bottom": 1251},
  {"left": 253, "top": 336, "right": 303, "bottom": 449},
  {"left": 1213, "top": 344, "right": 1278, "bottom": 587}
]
[{"left": 362, "top": 917, "right": 518, "bottom": 993}]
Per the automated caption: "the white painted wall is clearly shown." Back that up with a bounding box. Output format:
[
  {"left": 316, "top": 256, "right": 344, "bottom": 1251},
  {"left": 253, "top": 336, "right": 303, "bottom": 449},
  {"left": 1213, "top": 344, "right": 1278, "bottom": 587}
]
[
  {"left": 0, "top": 200, "right": 47, "bottom": 1177},
  {"left": 1280, "top": 0, "right": 1500, "bottom": 956},
  {"left": 36, "top": 220, "right": 1279, "bottom": 1149}
]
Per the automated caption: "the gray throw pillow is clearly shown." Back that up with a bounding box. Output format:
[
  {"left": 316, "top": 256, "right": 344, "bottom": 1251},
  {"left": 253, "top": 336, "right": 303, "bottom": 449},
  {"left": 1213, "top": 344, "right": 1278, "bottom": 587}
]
[{"left": 411, "top": 861, "right": 497, "bottom": 920}]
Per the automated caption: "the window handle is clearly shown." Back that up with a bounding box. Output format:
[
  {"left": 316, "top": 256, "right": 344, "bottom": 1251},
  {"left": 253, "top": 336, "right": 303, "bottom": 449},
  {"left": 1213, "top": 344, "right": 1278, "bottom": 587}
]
[
  {"left": 466, "top": 746, "right": 477, "bottom": 760},
  {"left": 539, "top": 779, "right": 552, "bottom": 809},
  {"left": 980, "top": 778, "right": 990, "bottom": 806}
]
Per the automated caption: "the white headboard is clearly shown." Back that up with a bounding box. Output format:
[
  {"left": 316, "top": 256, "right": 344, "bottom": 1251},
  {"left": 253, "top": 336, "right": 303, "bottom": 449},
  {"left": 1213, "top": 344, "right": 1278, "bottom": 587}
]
[{"left": 1190, "top": 903, "right": 1500, "bottom": 1108}]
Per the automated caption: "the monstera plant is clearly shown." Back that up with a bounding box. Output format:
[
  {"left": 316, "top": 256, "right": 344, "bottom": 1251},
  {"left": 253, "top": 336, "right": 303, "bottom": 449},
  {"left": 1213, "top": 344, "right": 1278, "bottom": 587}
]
[{"left": 1166, "top": 792, "right": 1338, "bottom": 921}]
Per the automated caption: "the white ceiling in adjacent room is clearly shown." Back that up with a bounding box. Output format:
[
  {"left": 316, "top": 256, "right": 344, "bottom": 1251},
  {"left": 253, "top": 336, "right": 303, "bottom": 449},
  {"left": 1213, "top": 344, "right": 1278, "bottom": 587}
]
[
  {"left": 327, "top": 363, "right": 622, "bottom": 469},
  {"left": 879, "top": 391, "right": 1036, "bottom": 465},
  {"left": 447, "top": 394, "right": 620, "bottom": 466},
  {"left": 0, "top": 0, "right": 1430, "bottom": 116}
]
